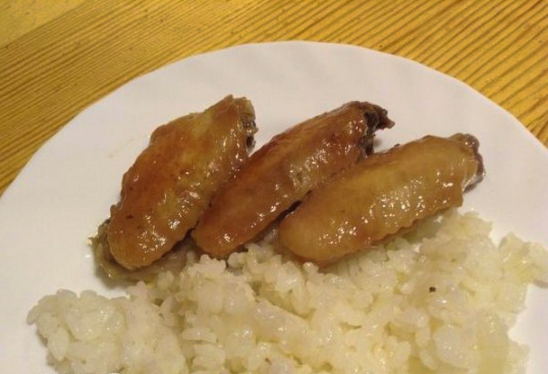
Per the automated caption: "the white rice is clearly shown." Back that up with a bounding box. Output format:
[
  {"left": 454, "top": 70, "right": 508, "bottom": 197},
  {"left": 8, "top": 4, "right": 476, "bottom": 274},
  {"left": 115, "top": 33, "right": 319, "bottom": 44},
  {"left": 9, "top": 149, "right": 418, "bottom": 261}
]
[{"left": 28, "top": 211, "right": 548, "bottom": 374}]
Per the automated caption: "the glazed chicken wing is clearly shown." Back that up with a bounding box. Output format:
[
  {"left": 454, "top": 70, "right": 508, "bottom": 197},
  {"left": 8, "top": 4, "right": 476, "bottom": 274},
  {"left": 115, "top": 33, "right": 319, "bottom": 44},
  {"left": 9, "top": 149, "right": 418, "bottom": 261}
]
[
  {"left": 278, "top": 134, "right": 484, "bottom": 265},
  {"left": 103, "top": 96, "right": 256, "bottom": 270},
  {"left": 192, "top": 101, "right": 394, "bottom": 257}
]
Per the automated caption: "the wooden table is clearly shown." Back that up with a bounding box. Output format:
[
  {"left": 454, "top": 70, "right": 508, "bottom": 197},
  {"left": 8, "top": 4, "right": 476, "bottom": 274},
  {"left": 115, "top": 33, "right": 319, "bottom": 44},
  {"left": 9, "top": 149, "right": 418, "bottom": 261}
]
[{"left": 1, "top": 0, "right": 546, "bottom": 195}]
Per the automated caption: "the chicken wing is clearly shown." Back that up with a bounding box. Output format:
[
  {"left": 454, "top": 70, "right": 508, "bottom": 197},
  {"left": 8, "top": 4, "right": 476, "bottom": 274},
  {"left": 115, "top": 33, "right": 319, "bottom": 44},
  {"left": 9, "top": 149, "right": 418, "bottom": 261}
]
[
  {"left": 278, "top": 134, "right": 484, "bottom": 265},
  {"left": 103, "top": 96, "right": 256, "bottom": 270},
  {"left": 192, "top": 101, "right": 394, "bottom": 257}
]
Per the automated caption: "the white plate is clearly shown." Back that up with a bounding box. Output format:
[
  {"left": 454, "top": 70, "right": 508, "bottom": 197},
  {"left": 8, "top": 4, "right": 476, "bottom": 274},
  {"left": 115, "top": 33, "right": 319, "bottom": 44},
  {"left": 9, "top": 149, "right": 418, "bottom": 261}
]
[{"left": 0, "top": 41, "right": 546, "bottom": 373}]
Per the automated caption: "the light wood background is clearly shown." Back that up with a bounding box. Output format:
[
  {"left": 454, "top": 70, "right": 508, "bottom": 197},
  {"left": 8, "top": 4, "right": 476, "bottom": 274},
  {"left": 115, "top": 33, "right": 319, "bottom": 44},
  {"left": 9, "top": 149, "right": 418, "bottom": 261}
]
[{"left": 1, "top": 0, "right": 546, "bottom": 195}]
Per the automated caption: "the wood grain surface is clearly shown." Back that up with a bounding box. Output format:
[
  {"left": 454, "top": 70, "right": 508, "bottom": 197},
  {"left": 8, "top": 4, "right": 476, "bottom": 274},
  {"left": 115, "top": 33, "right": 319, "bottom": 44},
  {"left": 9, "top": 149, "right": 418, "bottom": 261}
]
[{"left": 0, "top": 0, "right": 546, "bottom": 195}]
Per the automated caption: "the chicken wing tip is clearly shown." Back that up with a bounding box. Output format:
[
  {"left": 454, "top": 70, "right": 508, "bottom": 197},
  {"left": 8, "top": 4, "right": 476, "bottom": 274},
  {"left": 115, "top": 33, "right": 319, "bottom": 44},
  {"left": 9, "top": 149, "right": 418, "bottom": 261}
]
[
  {"left": 450, "top": 133, "right": 485, "bottom": 190},
  {"left": 354, "top": 101, "right": 395, "bottom": 154}
]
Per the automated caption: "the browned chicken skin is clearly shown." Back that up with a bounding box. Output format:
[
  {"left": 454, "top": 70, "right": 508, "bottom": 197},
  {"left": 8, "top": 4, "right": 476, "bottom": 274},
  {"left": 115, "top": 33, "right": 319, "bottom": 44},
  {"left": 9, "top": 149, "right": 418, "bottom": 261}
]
[
  {"left": 278, "top": 134, "right": 484, "bottom": 265},
  {"left": 105, "top": 96, "right": 256, "bottom": 270},
  {"left": 192, "top": 101, "right": 394, "bottom": 258}
]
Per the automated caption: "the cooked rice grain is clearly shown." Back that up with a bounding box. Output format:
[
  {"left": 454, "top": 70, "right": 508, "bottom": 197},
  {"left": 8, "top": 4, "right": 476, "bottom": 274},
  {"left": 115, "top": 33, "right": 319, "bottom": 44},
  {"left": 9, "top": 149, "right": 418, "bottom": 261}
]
[{"left": 28, "top": 211, "right": 548, "bottom": 374}]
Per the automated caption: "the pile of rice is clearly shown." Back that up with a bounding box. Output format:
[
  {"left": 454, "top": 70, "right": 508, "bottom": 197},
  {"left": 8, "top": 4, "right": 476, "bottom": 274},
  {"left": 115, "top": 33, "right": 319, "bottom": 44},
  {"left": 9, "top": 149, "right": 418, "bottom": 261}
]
[{"left": 28, "top": 211, "right": 548, "bottom": 374}]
